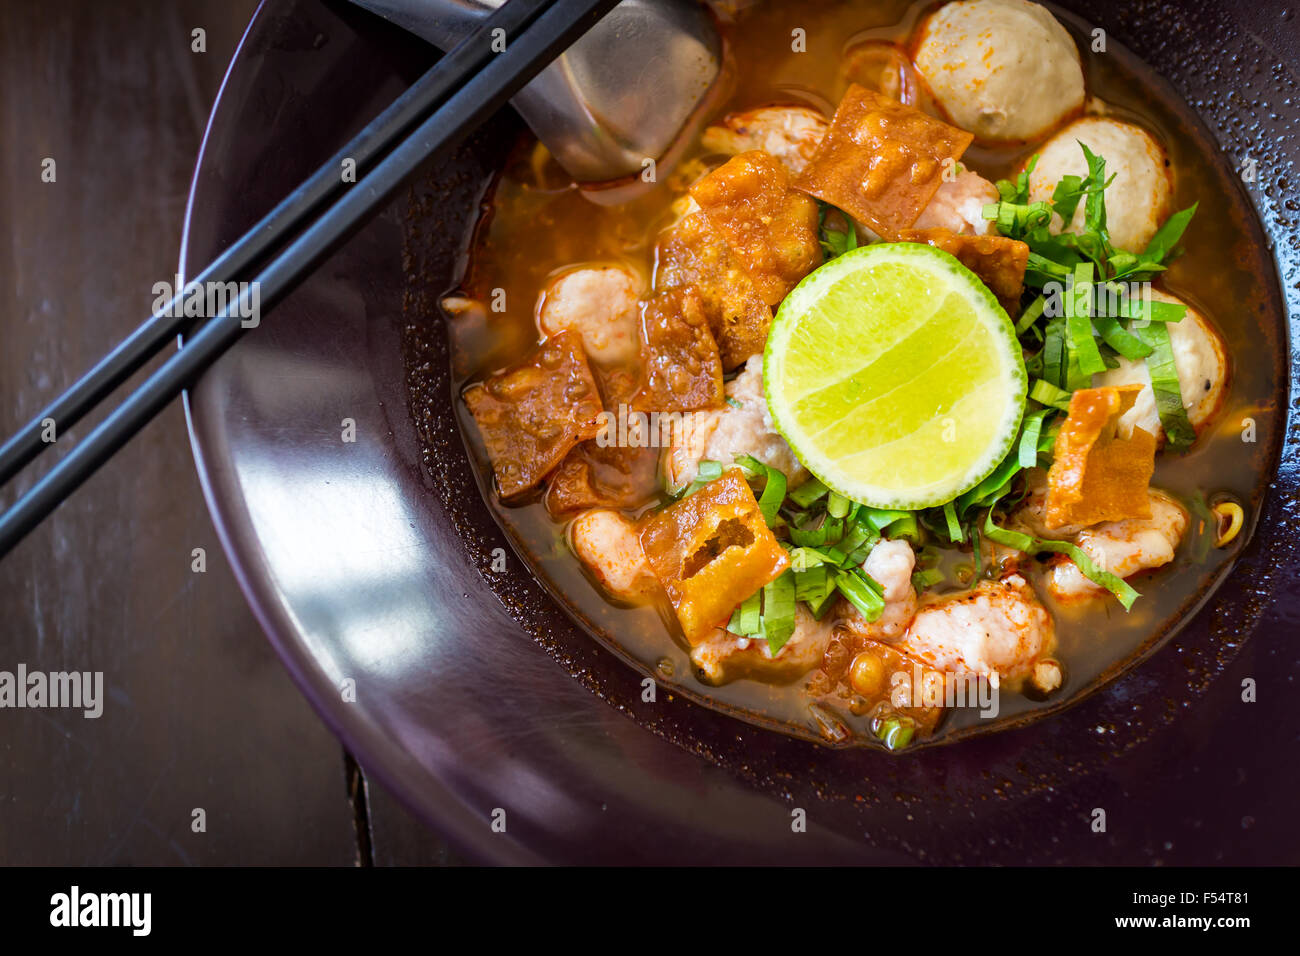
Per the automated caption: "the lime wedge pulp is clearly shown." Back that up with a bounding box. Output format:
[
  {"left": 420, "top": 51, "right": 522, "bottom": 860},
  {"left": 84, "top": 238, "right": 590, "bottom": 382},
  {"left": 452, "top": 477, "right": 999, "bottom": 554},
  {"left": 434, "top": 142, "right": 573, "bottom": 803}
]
[{"left": 763, "top": 243, "right": 1027, "bottom": 511}]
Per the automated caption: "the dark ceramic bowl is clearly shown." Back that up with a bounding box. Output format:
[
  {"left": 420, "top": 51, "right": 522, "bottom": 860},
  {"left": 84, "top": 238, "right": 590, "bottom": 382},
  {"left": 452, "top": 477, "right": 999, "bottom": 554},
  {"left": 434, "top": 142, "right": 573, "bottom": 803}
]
[{"left": 182, "top": 0, "right": 1300, "bottom": 863}]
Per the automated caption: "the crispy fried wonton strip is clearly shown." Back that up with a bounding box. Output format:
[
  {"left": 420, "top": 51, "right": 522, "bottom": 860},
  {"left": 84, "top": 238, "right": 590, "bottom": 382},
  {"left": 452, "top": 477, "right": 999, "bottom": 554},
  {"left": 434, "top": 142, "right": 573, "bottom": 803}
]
[
  {"left": 464, "top": 330, "right": 604, "bottom": 499},
  {"left": 633, "top": 288, "right": 725, "bottom": 413},
  {"left": 689, "top": 150, "right": 822, "bottom": 306},
  {"left": 898, "top": 228, "right": 1029, "bottom": 314},
  {"left": 655, "top": 212, "right": 773, "bottom": 370},
  {"left": 1045, "top": 385, "right": 1157, "bottom": 529},
  {"left": 639, "top": 470, "right": 790, "bottom": 644},
  {"left": 796, "top": 84, "right": 973, "bottom": 240}
]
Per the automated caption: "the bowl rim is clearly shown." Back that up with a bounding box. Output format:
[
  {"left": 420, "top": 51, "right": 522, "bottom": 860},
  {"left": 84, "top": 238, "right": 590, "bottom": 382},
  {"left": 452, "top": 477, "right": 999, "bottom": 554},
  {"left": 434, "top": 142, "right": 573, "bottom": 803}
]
[{"left": 179, "top": 0, "right": 1300, "bottom": 864}]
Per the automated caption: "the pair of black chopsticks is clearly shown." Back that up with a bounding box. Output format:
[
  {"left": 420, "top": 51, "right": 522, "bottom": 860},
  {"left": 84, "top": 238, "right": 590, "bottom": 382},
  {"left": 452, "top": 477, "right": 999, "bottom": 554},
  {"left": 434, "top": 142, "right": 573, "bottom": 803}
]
[{"left": 0, "top": 0, "right": 620, "bottom": 557}]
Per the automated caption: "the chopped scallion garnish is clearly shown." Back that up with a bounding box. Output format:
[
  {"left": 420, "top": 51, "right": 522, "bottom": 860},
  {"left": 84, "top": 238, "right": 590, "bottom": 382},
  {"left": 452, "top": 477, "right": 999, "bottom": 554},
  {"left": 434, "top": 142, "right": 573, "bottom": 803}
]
[
  {"left": 1018, "top": 408, "right": 1052, "bottom": 468},
  {"left": 760, "top": 572, "right": 797, "bottom": 653},
  {"left": 942, "top": 500, "right": 964, "bottom": 543},
  {"left": 734, "top": 455, "right": 787, "bottom": 526},
  {"left": 1029, "top": 378, "right": 1073, "bottom": 411},
  {"left": 834, "top": 567, "right": 885, "bottom": 619},
  {"left": 1132, "top": 320, "right": 1196, "bottom": 450},
  {"left": 787, "top": 475, "right": 830, "bottom": 508}
]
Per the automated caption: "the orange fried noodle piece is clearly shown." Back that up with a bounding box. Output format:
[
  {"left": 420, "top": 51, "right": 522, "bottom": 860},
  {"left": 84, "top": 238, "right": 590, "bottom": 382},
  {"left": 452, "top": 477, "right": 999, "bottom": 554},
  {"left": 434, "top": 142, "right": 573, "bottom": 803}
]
[
  {"left": 1044, "top": 385, "right": 1157, "bottom": 529},
  {"left": 463, "top": 330, "right": 604, "bottom": 499},
  {"left": 633, "top": 287, "right": 725, "bottom": 413},
  {"left": 545, "top": 442, "right": 660, "bottom": 516},
  {"left": 688, "top": 150, "right": 822, "bottom": 306},
  {"left": 639, "top": 470, "right": 790, "bottom": 644},
  {"left": 796, "top": 84, "right": 973, "bottom": 240},
  {"left": 655, "top": 213, "right": 772, "bottom": 370},
  {"left": 898, "top": 228, "right": 1029, "bottom": 314}
]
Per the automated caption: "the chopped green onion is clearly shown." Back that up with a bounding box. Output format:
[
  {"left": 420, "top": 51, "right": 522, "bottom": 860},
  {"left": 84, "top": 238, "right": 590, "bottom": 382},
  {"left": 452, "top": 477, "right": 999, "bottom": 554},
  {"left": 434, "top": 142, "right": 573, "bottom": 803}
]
[
  {"left": 1026, "top": 250, "right": 1076, "bottom": 288},
  {"left": 757, "top": 471, "right": 787, "bottom": 526},
  {"left": 1050, "top": 172, "right": 1085, "bottom": 221},
  {"left": 735, "top": 455, "right": 787, "bottom": 526},
  {"left": 1037, "top": 418, "right": 1062, "bottom": 454},
  {"left": 1114, "top": 297, "right": 1186, "bottom": 324},
  {"left": 787, "top": 545, "right": 829, "bottom": 571},
  {"left": 728, "top": 590, "right": 762, "bottom": 636},
  {"left": 1066, "top": 314, "right": 1106, "bottom": 376},
  {"left": 1015, "top": 294, "right": 1047, "bottom": 334},
  {"left": 911, "top": 568, "right": 945, "bottom": 590},
  {"left": 991, "top": 200, "right": 1055, "bottom": 239},
  {"left": 789, "top": 515, "right": 841, "bottom": 548},
  {"left": 994, "top": 156, "right": 1037, "bottom": 204},
  {"left": 1066, "top": 263, "right": 1107, "bottom": 376},
  {"left": 1132, "top": 321, "right": 1196, "bottom": 450},
  {"left": 1141, "top": 202, "right": 1198, "bottom": 263},
  {"left": 1018, "top": 408, "right": 1051, "bottom": 467},
  {"left": 942, "top": 500, "right": 964, "bottom": 543},
  {"left": 1064, "top": 345, "right": 1090, "bottom": 392},
  {"left": 858, "top": 506, "right": 910, "bottom": 532},
  {"left": 956, "top": 443, "right": 1024, "bottom": 515},
  {"left": 883, "top": 512, "right": 921, "bottom": 544},
  {"left": 796, "top": 566, "right": 838, "bottom": 617},
  {"left": 1041, "top": 314, "right": 1068, "bottom": 387},
  {"left": 876, "top": 716, "right": 915, "bottom": 751},
  {"left": 827, "top": 491, "right": 851, "bottom": 519},
  {"left": 1069, "top": 145, "right": 1117, "bottom": 274},
  {"left": 834, "top": 567, "right": 885, "bottom": 620},
  {"left": 787, "top": 476, "right": 830, "bottom": 508},
  {"left": 1107, "top": 251, "right": 1138, "bottom": 276},
  {"left": 760, "top": 572, "right": 797, "bottom": 653},
  {"left": 677, "top": 459, "right": 724, "bottom": 497},
  {"left": 991, "top": 150, "right": 1198, "bottom": 302},
  {"left": 827, "top": 522, "right": 874, "bottom": 567},
  {"left": 846, "top": 538, "right": 880, "bottom": 568},
  {"left": 1091, "top": 313, "right": 1153, "bottom": 360},
  {"left": 1029, "top": 378, "right": 1073, "bottom": 411},
  {"left": 817, "top": 201, "right": 859, "bottom": 260}
]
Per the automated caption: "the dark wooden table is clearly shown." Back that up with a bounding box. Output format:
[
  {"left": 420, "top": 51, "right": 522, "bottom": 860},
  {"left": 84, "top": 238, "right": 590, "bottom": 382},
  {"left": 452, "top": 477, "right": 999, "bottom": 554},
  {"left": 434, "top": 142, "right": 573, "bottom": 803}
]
[{"left": 0, "top": 0, "right": 456, "bottom": 866}]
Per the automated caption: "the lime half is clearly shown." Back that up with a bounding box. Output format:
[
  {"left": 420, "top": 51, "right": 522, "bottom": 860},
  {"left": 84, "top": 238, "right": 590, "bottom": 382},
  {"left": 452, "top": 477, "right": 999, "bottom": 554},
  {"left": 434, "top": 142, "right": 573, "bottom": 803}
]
[{"left": 764, "top": 243, "right": 1027, "bottom": 510}]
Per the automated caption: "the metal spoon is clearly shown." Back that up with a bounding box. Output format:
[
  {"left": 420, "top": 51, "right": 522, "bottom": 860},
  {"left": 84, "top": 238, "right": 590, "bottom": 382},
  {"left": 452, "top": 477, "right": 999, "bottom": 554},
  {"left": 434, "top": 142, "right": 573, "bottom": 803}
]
[{"left": 348, "top": 0, "right": 722, "bottom": 182}]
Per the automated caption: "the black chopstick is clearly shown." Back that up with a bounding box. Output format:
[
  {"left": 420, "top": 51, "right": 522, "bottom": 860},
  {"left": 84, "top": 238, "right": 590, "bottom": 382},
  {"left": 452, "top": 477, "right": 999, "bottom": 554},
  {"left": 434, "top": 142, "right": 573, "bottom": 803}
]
[
  {"left": 0, "top": 0, "right": 556, "bottom": 489},
  {"left": 0, "top": 0, "right": 621, "bottom": 557}
]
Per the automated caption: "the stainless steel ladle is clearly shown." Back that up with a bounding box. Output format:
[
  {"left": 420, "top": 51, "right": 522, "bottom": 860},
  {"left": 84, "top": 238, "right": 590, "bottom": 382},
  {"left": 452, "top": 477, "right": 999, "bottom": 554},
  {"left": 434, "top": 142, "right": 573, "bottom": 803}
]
[{"left": 348, "top": 0, "right": 722, "bottom": 182}]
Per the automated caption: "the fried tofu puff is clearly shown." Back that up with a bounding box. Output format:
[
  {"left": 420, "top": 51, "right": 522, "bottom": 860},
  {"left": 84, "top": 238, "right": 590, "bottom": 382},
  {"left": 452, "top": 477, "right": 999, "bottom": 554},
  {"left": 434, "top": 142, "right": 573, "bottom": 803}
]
[
  {"left": 1028, "top": 116, "right": 1174, "bottom": 253},
  {"left": 914, "top": 0, "right": 1085, "bottom": 143}
]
